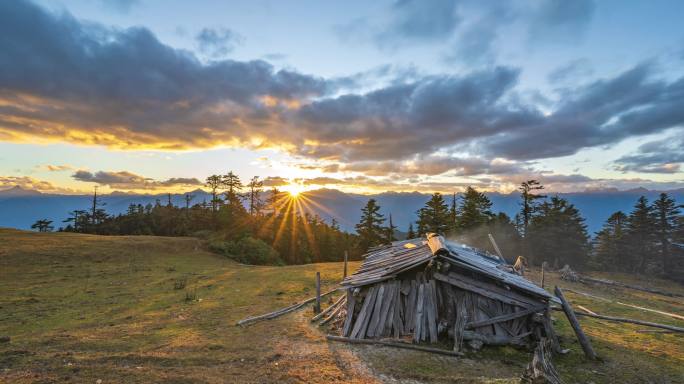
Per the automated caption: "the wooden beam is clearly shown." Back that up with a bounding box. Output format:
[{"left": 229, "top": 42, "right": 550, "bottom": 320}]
[
  {"left": 554, "top": 286, "right": 597, "bottom": 360},
  {"left": 320, "top": 297, "right": 346, "bottom": 325},
  {"left": 343, "top": 251, "right": 348, "bottom": 279},
  {"left": 488, "top": 233, "right": 505, "bottom": 261},
  {"left": 327, "top": 335, "right": 463, "bottom": 357},
  {"left": 236, "top": 288, "right": 338, "bottom": 326},
  {"left": 462, "top": 330, "right": 530, "bottom": 346},
  {"left": 342, "top": 289, "right": 356, "bottom": 337},
  {"left": 315, "top": 272, "right": 321, "bottom": 314},
  {"left": 564, "top": 288, "right": 684, "bottom": 321},
  {"left": 434, "top": 272, "right": 538, "bottom": 308},
  {"left": 551, "top": 307, "right": 684, "bottom": 333},
  {"left": 466, "top": 305, "right": 545, "bottom": 330},
  {"left": 311, "top": 294, "right": 345, "bottom": 322}
]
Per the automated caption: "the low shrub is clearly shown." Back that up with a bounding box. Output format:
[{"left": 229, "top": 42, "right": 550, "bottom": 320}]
[{"left": 209, "top": 236, "right": 283, "bottom": 265}]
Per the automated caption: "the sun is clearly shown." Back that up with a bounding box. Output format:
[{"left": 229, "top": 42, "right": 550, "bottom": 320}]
[{"left": 282, "top": 183, "right": 306, "bottom": 198}]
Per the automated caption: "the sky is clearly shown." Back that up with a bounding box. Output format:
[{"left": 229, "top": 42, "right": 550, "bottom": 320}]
[{"left": 1, "top": 0, "right": 683, "bottom": 195}]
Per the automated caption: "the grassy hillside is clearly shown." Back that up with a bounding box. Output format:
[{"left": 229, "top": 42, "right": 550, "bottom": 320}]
[{"left": 1, "top": 229, "right": 683, "bottom": 383}]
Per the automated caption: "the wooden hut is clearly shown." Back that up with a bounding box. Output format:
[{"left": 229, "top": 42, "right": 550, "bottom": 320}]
[{"left": 338, "top": 233, "right": 560, "bottom": 351}]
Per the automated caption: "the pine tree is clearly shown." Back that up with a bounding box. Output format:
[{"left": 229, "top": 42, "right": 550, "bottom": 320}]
[
  {"left": 266, "top": 187, "right": 284, "bottom": 215},
  {"left": 624, "top": 196, "right": 657, "bottom": 272},
  {"left": 518, "top": 180, "right": 546, "bottom": 238},
  {"left": 416, "top": 193, "right": 450, "bottom": 235},
  {"left": 246, "top": 176, "right": 264, "bottom": 216},
  {"left": 386, "top": 213, "right": 398, "bottom": 242},
  {"left": 406, "top": 223, "right": 416, "bottom": 239},
  {"left": 528, "top": 196, "right": 589, "bottom": 268},
  {"left": 448, "top": 192, "right": 458, "bottom": 235},
  {"left": 651, "top": 193, "right": 682, "bottom": 274},
  {"left": 31, "top": 219, "right": 54, "bottom": 232},
  {"left": 205, "top": 175, "right": 222, "bottom": 213},
  {"left": 355, "top": 199, "right": 386, "bottom": 252},
  {"left": 222, "top": 171, "right": 243, "bottom": 206},
  {"left": 593, "top": 211, "right": 628, "bottom": 270},
  {"left": 458, "top": 187, "right": 494, "bottom": 231}
]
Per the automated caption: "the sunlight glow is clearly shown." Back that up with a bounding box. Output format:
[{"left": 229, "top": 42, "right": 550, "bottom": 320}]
[{"left": 282, "top": 182, "right": 307, "bottom": 197}]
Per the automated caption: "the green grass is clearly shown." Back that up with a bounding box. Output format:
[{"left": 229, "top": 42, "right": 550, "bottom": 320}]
[{"left": 1, "top": 228, "right": 683, "bottom": 383}]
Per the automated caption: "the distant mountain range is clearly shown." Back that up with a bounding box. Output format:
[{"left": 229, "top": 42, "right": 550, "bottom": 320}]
[{"left": 1, "top": 186, "right": 682, "bottom": 235}]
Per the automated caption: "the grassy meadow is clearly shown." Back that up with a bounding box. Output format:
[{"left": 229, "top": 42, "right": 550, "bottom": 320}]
[{"left": 0, "top": 228, "right": 683, "bottom": 383}]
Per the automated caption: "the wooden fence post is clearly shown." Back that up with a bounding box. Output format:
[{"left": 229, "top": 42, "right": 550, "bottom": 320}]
[
  {"left": 315, "top": 272, "right": 321, "bottom": 314},
  {"left": 343, "top": 251, "right": 348, "bottom": 279},
  {"left": 554, "top": 286, "right": 597, "bottom": 360},
  {"left": 541, "top": 262, "right": 546, "bottom": 289}
]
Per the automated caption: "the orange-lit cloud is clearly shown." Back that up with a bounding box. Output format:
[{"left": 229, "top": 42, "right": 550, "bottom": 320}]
[{"left": 72, "top": 170, "right": 202, "bottom": 190}]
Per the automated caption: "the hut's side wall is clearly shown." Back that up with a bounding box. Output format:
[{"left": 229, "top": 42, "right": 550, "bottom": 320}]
[{"left": 342, "top": 269, "right": 548, "bottom": 346}]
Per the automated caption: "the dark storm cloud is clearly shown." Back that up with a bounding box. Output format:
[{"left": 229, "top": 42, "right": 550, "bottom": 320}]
[
  {"left": 196, "top": 27, "right": 243, "bottom": 57},
  {"left": 1, "top": 0, "right": 683, "bottom": 180},
  {"left": 292, "top": 66, "right": 522, "bottom": 161},
  {"left": 73, "top": 170, "right": 201, "bottom": 189},
  {"left": 613, "top": 134, "right": 684, "bottom": 174},
  {"left": 484, "top": 63, "right": 684, "bottom": 160},
  {"left": 0, "top": 0, "right": 330, "bottom": 148}
]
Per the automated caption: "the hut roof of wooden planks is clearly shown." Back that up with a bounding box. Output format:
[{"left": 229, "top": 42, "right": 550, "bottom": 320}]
[{"left": 337, "top": 233, "right": 560, "bottom": 349}]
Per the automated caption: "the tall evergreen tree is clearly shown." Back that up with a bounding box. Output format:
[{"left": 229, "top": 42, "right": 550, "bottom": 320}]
[
  {"left": 518, "top": 180, "right": 546, "bottom": 238},
  {"left": 528, "top": 196, "right": 589, "bottom": 268},
  {"left": 624, "top": 196, "right": 657, "bottom": 272},
  {"left": 448, "top": 192, "right": 458, "bottom": 235},
  {"left": 406, "top": 223, "right": 416, "bottom": 239},
  {"left": 386, "top": 213, "right": 398, "bottom": 242},
  {"left": 458, "top": 187, "right": 494, "bottom": 231},
  {"left": 416, "top": 193, "right": 450, "bottom": 235},
  {"left": 593, "top": 211, "right": 628, "bottom": 270},
  {"left": 355, "top": 199, "right": 386, "bottom": 252},
  {"left": 651, "top": 193, "right": 682, "bottom": 274},
  {"left": 205, "top": 175, "right": 223, "bottom": 213},
  {"left": 222, "top": 171, "right": 243, "bottom": 206},
  {"left": 246, "top": 176, "right": 264, "bottom": 216}
]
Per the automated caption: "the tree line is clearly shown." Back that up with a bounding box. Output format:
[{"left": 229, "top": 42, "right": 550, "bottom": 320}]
[
  {"left": 354, "top": 180, "right": 684, "bottom": 281},
  {"left": 32, "top": 176, "right": 683, "bottom": 278},
  {"left": 48, "top": 171, "right": 358, "bottom": 265}
]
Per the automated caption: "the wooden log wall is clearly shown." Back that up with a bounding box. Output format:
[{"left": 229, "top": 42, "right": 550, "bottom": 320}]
[{"left": 342, "top": 269, "right": 546, "bottom": 347}]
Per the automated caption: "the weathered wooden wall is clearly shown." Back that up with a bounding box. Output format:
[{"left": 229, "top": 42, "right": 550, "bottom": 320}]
[{"left": 342, "top": 265, "right": 550, "bottom": 347}]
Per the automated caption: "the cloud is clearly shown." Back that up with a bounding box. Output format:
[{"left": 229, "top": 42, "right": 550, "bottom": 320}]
[
  {"left": 338, "top": 1, "right": 594, "bottom": 62},
  {"left": 40, "top": 164, "right": 74, "bottom": 172},
  {"left": 262, "top": 53, "right": 287, "bottom": 61},
  {"left": 262, "top": 176, "right": 289, "bottom": 187},
  {"left": 376, "top": 0, "right": 460, "bottom": 47},
  {"left": 0, "top": 176, "right": 74, "bottom": 193},
  {"left": 483, "top": 63, "right": 684, "bottom": 160},
  {"left": 613, "top": 132, "right": 684, "bottom": 174},
  {"left": 0, "top": 0, "right": 331, "bottom": 149},
  {"left": 196, "top": 27, "right": 243, "bottom": 57},
  {"left": 72, "top": 170, "right": 201, "bottom": 190},
  {"left": 528, "top": 0, "right": 595, "bottom": 44},
  {"left": 1, "top": 0, "right": 682, "bottom": 184},
  {"left": 98, "top": 0, "right": 140, "bottom": 14},
  {"left": 547, "top": 58, "right": 594, "bottom": 84},
  {"left": 339, "top": 156, "right": 527, "bottom": 177}
]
